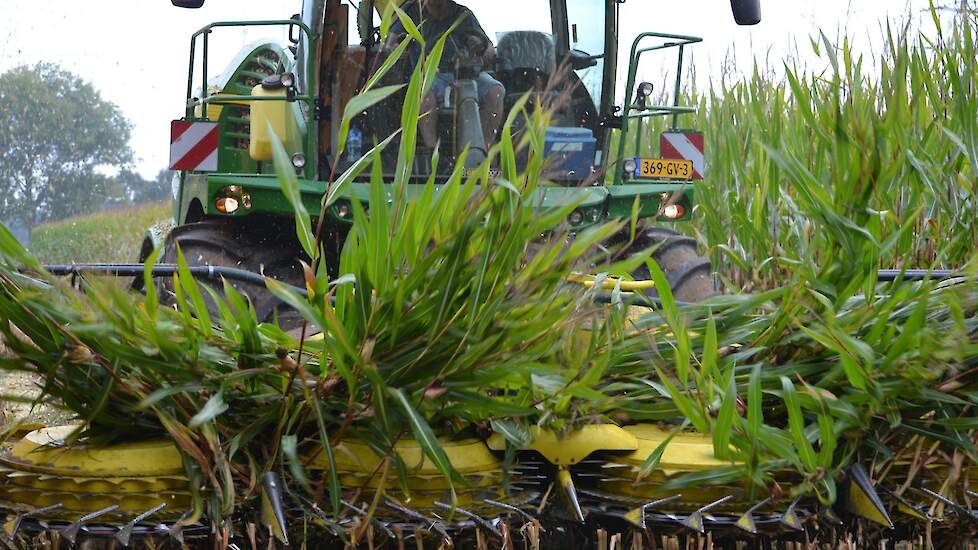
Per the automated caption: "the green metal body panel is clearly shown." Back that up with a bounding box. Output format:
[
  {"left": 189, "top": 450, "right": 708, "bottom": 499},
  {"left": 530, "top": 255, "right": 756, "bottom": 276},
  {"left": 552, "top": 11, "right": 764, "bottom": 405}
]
[
  {"left": 606, "top": 183, "right": 694, "bottom": 221},
  {"left": 180, "top": 174, "right": 692, "bottom": 230}
]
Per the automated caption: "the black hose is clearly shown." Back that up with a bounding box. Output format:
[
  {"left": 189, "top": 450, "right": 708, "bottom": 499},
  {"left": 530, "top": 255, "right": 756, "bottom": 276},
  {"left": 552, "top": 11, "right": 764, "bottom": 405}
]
[
  {"left": 39, "top": 263, "right": 309, "bottom": 297},
  {"left": 37, "top": 264, "right": 965, "bottom": 310},
  {"left": 876, "top": 269, "right": 957, "bottom": 282}
]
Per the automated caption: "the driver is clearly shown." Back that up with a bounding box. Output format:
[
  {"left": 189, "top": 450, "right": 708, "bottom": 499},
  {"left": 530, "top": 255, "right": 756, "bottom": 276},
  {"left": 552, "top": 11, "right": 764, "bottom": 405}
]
[{"left": 388, "top": 0, "right": 505, "bottom": 149}]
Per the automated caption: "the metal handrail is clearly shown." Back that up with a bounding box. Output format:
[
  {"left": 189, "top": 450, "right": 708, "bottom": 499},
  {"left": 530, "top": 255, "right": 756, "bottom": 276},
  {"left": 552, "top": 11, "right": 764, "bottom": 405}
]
[
  {"left": 614, "top": 32, "right": 702, "bottom": 184},
  {"left": 627, "top": 106, "right": 697, "bottom": 119},
  {"left": 182, "top": 18, "right": 318, "bottom": 181},
  {"left": 185, "top": 19, "right": 317, "bottom": 116}
]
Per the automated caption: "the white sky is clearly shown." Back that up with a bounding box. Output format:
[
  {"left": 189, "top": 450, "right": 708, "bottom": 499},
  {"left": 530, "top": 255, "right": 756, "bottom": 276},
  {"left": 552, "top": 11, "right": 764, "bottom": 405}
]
[{"left": 0, "top": 0, "right": 942, "bottom": 178}]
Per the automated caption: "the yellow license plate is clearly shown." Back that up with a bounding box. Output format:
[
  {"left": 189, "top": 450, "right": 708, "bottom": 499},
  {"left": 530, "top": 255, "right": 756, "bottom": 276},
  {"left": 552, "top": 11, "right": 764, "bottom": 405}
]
[{"left": 637, "top": 158, "right": 693, "bottom": 180}]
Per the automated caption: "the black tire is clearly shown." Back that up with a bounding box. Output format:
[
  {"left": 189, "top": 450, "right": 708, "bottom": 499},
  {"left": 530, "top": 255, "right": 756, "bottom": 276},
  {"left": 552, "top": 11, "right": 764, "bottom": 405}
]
[
  {"left": 160, "top": 218, "right": 308, "bottom": 328},
  {"left": 630, "top": 227, "right": 718, "bottom": 303}
]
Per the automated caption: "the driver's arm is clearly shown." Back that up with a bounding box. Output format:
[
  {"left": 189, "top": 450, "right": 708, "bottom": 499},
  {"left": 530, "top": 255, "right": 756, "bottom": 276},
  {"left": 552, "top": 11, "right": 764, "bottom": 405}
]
[{"left": 465, "top": 34, "right": 496, "bottom": 63}]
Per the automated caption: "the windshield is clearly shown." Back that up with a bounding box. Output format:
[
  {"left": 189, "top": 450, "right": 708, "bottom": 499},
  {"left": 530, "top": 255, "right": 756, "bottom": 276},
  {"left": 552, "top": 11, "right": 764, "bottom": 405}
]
[
  {"left": 334, "top": 0, "right": 608, "bottom": 181},
  {"left": 479, "top": 1, "right": 553, "bottom": 39},
  {"left": 566, "top": 0, "right": 605, "bottom": 111}
]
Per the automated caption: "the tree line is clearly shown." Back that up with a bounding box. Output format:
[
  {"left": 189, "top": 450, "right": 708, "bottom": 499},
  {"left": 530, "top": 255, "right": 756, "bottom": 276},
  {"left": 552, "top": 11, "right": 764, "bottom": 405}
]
[{"left": 0, "top": 63, "right": 170, "bottom": 232}]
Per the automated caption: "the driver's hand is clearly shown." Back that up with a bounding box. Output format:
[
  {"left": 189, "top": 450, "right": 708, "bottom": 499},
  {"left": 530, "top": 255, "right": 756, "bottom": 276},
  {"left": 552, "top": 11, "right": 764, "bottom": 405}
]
[{"left": 465, "top": 34, "right": 485, "bottom": 54}]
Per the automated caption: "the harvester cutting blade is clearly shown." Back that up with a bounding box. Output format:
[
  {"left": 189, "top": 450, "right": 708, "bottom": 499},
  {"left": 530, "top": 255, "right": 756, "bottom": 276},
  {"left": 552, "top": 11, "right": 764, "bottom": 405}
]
[
  {"left": 434, "top": 501, "right": 501, "bottom": 538},
  {"left": 681, "top": 495, "right": 733, "bottom": 533},
  {"left": 164, "top": 512, "right": 193, "bottom": 544},
  {"left": 734, "top": 497, "right": 772, "bottom": 535},
  {"left": 622, "top": 495, "right": 682, "bottom": 529},
  {"left": 819, "top": 505, "right": 844, "bottom": 526},
  {"left": 916, "top": 487, "right": 978, "bottom": 523},
  {"left": 780, "top": 498, "right": 804, "bottom": 531},
  {"left": 341, "top": 500, "right": 396, "bottom": 540},
  {"left": 260, "top": 472, "right": 289, "bottom": 545},
  {"left": 844, "top": 464, "right": 893, "bottom": 528},
  {"left": 556, "top": 467, "right": 585, "bottom": 523},
  {"left": 483, "top": 498, "right": 540, "bottom": 527},
  {"left": 383, "top": 499, "right": 451, "bottom": 542},
  {"left": 1, "top": 503, "right": 63, "bottom": 542},
  {"left": 114, "top": 503, "right": 167, "bottom": 547},
  {"left": 883, "top": 489, "right": 931, "bottom": 522},
  {"left": 62, "top": 504, "right": 119, "bottom": 544}
]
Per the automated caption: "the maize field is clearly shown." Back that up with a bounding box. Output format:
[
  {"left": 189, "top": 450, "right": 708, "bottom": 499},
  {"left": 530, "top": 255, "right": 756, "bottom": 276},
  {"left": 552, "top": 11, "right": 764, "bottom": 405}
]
[{"left": 3, "top": 9, "right": 978, "bottom": 550}]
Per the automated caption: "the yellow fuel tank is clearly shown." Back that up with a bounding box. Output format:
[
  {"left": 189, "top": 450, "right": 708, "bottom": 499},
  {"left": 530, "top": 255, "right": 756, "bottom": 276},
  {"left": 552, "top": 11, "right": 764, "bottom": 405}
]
[{"left": 249, "top": 84, "right": 301, "bottom": 161}]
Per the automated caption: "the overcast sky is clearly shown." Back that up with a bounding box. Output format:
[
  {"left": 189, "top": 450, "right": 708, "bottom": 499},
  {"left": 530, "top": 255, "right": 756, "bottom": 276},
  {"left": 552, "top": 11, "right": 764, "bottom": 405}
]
[{"left": 0, "top": 0, "right": 941, "bottom": 178}]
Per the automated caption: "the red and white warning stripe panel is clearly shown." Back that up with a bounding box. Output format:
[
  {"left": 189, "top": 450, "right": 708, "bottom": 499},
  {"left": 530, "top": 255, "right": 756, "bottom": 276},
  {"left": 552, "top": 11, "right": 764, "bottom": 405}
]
[
  {"left": 169, "top": 121, "right": 220, "bottom": 172},
  {"left": 660, "top": 131, "right": 705, "bottom": 180}
]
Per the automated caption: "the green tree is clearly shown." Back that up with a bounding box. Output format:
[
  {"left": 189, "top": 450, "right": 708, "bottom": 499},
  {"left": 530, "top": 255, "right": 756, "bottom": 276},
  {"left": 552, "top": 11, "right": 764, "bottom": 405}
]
[
  {"left": 0, "top": 63, "right": 132, "bottom": 230},
  {"left": 119, "top": 168, "right": 173, "bottom": 203}
]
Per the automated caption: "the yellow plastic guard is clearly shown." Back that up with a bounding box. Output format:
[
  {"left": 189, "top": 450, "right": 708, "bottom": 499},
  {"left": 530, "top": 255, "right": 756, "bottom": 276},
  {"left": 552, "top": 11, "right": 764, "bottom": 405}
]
[
  {"left": 565, "top": 273, "right": 655, "bottom": 292},
  {"left": 0, "top": 425, "right": 190, "bottom": 519},
  {"left": 2, "top": 425, "right": 184, "bottom": 477},
  {"left": 620, "top": 424, "right": 727, "bottom": 473},
  {"left": 313, "top": 437, "right": 500, "bottom": 476},
  {"left": 486, "top": 425, "right": 638, "bottom": 466}
]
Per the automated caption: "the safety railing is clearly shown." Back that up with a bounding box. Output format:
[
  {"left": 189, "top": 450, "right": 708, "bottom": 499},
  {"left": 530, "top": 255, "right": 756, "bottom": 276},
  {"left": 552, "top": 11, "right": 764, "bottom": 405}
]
[
  {"left": 183, "top": 19, "right": 318, "bottom": 180},
  {"left": 614, "top": 32, "right": 702, "bottom": 184},
  {"left": 185, "top": 19, "right": 317, "bottom": 116}
]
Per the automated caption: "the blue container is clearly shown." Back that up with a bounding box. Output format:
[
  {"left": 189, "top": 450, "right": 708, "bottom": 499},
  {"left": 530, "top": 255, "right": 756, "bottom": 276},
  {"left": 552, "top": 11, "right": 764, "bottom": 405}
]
[{"left": 543, "top": 127, "right": 596, "bottom": 181}]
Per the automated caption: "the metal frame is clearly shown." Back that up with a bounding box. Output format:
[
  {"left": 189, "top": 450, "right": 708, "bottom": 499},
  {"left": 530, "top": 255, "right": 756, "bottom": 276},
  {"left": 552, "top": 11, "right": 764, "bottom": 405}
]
[
  {"left": 613, "top": 32, "right": 702, "bottom": 184},
  {"left": 185, "top": 20, "right": 317, "bottom": 114},
  {"left": 183, "top": 19, "right": 319, "bottom": 181}
]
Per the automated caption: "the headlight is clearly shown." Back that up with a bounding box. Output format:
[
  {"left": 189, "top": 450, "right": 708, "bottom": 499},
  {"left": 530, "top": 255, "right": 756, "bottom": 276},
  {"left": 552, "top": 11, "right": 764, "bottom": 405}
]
[
  {"left": 335, "top": 201, "right": 351, "bottom": 218},
  {"left": 215, "top": 185, "right": 252, "bottom": 214},
  {"left": 216, "top": 197, "right": 239, "bottom": 214},
  {"left": 291, "top": 153, "right": 306, "bottom": 169},
  {"left": 622, "top": 158, "right": 637, "bottom": 175},
  {"left": 280, "top": 72, "right": 296, "bottom": 88},
  {"left": 662, "top": 204, "right": 685, "bottom": 219},
  {"left": 568, "top": 210, "right": 584, "bottom": 225}
]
